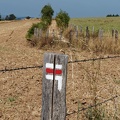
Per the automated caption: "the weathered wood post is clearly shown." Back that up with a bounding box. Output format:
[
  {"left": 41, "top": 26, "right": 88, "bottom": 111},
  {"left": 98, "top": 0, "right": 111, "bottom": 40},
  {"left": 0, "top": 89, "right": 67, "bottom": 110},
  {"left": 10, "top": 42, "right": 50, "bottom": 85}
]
[
  {"left": 80, "top": 26, "right": 82, "bottom": 33},
  {"left": 34, "top": 28, "right": 37, "bottom": 37},
  {"left": 80, "top": 26, "right": 83, "bottom": 38},
  {"left": 59, "top": 29, "right": 63, "bottom": 40},
  {"left": 75, "top": 26, "right": 79, "bottom": 40},
  {"left": 98, "top": 28, "right": 103, "bottom": 40},
  {"left": 38, "top": 29, "right": 42, "bottom": 38},
  {"left": 52, "top": 29, "right": 55, "bottom": 40},
  {"left": 86, "top": 26, "right": 90, "bottom": 44},
  {"left": 46, "top": 29, "right": 49, "bottom": 38},
  {"left": 92, "top": 26, "right": 94, "bottom": 35},
  {"left": 112, "top": 29, "right": 115, "bottom": 38},
  {"left": 36, "top": 28, "right": 39, "bottom": 38},
  {"left": 69, "top": 29, "right": 73, "bottom": 44},
  {"left": 41, "top": 53, "right": 68, "bottom": 120},
  {"left": 115, "top": 30, "right": 118, "bottom": 43}
]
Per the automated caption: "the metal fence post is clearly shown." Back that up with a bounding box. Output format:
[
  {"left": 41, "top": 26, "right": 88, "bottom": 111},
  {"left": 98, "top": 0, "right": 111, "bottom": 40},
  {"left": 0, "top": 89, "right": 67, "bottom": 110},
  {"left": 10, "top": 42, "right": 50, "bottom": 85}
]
[{"left": 41, "top": 53, "right": 68, "bottom": 120}]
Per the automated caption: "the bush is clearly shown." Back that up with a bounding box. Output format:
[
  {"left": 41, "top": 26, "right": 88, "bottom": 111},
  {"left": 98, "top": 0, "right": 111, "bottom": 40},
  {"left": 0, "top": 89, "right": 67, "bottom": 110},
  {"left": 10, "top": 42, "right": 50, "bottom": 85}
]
[
  {"left": 26, "top": 22, "right": 48, "bottom": 39},
  {"left": 0, "top": 14, "right": 1, "bottom": 21},
  {"left": 56, "top": 10, "right": 70, "bottom": 30},
  {"left": 26, "top": 4, "right": 54, "bottom": 40},
  {"left": 41, "top": 4, "right": 54, "bottom": 25},
  {"left": 26, "top": 16, "right": 31, "bottom": 19},
  {"left": 85, "top": 107, "right": 107, "bottom": 120}
]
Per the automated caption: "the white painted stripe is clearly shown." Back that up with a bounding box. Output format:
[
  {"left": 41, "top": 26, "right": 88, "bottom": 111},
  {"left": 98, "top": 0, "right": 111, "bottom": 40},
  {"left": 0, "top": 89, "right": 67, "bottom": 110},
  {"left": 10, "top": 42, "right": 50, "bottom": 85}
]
[
  {"left": 55, "top": 64, "right": 62, "bottom": 69},
  {"left": 46, "top": 74, "right": 53, "bottom": 80},
  {"left": 55, "top": 76, "right": 62, "bottom": 81},
  {"left": 46, "top": 63, "right": 53, "bottom": 69},
  {"left": 55, "top": 76, "right": 62, "bottom": 91}
]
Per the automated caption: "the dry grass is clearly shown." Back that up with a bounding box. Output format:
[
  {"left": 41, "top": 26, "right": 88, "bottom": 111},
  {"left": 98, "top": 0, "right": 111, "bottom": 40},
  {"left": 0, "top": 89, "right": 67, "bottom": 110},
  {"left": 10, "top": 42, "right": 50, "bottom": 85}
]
[
  {"left": 66, "top": 52, "right": 120, "bottom": 120},
  {"left": 27, "top": 36, "right": 54, "bottom": 48},
  {"left": 63, "top": 28, "right": 120, "bottom": 55}
]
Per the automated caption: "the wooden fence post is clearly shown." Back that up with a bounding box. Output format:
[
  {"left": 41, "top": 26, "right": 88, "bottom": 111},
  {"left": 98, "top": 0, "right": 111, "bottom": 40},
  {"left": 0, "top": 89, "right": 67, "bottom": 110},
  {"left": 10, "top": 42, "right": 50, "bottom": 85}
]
[
  {"left": 75, "top": 26, "right": 79, "bottom": 40},
  {"left": 115, "top": 30, "right": 118, "bottom": 41},
  {"left": 86, "top": 26, "right": 90, "bottom": 44},
  {"left": 69, "top": 29, "right": 73, "bottom": 43},
  {"left": 98, "top": 28, "right": 103, "bottom": 40},
  {"left": 52, "top": 29, "right": 55, "bottom": 40},
  {"left": 41, "top": 53, "right": 68, "bottom": 120},
  {"left": 38, "top": 29, "right": 42, "bottom": 38},
  {"left": 80, "top": 26, "right": 82, "bottom": 33},
  {"left": 59, "top": 29, "right": 63, "bottom": 40},
  {"left": 92, "top": 26, "right": 94, "bottom": 35},
  {"left": 46, "top": 29, "right": 49, "bottom": 38},
  {"left": 112, "top": 29, "right": 115, "bottom": 38},
  {"left": 34, "top": 28, "right": 37, "bottom": 37}
]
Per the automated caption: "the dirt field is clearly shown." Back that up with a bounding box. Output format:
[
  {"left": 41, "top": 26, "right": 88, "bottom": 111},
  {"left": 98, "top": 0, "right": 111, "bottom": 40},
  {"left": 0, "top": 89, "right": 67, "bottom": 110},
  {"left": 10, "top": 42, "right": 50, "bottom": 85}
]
[{"left": 0, "top": 19, "right": 120, "bottom": 120}]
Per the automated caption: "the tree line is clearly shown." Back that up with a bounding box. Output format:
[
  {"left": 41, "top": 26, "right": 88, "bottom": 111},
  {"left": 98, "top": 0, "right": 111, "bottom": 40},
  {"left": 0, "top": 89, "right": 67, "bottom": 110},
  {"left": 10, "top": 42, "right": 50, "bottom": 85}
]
[
  {"left": 0, "top": 14, "right": 16, "bottom": 21},
  {"left": 0, "top": 13, "right": 32, "bottom": 21},
  {"left": 106, "top": 14, "right": 119, "bottom": 17}
]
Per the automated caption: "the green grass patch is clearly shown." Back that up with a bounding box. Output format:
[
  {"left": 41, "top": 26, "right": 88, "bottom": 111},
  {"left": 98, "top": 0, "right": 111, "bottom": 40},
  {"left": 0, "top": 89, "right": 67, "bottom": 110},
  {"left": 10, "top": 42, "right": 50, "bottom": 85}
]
[{"left": 70, "top": 17, "right": 120, "bottom": 32}]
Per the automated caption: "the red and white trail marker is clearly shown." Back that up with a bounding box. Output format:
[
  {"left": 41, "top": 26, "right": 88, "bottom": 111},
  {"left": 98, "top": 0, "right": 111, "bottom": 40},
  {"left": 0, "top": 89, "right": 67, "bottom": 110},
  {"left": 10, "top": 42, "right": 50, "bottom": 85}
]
[
  {"left": 42, "top": 53, "right": 68, "bottom": 120},
  {"left": 46, "top": 63, "right": 62, "bottom": 91}
]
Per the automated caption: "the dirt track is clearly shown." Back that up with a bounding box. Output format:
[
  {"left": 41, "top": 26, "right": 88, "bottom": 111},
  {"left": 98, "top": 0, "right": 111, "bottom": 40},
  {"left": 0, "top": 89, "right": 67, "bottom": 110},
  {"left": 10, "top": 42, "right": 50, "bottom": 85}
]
[{"left": 0, "top": 19, "right": 120, "bottom": 120}]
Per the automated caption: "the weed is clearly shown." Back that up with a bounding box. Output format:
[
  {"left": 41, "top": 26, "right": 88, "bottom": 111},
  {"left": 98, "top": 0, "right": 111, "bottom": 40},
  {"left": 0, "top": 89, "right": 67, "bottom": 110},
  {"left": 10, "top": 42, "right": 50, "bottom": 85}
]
[
  {"left": 8, "top": 97, "right": 16, "bottom": 102},
  {"left": 85, "top": 107, "right": 107, "bottom": 120}
]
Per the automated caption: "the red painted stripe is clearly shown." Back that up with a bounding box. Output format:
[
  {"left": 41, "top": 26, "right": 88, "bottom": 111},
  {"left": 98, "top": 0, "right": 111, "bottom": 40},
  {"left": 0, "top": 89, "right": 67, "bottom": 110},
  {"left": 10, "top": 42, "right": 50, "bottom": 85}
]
[
  {"left": 55, "top": 69, "right": 62, "bottom": 74},
  {"left": 46, "top": 68, "right": 62, "bottom": 75},
  {"left": 46, "top": 68, "right": 53, "bottom": 73}
]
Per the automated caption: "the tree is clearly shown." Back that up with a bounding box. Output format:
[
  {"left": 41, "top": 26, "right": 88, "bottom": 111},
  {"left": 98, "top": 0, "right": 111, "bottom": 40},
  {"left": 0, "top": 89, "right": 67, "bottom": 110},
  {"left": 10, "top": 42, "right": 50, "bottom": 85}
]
[
  {"left": 55, "top": 10, "right": 70, "bottom": 30},
  {"left": 26, "top": 16, "right": 31, "bottom": 19},
  {"left": 41, "top": 4, "right": 54, "bottom": 25},
  {"left": 115, "top": 14, "right": 119, "bottom": 17},
  {"left": 5, "top": 14, "right": 16, "bottom": 20},
  {"left": 5, "top": 15, "right": 9, "bottom": 20},
  {"left": 9, "top": 14, "right": 16, "bottom": 20},
  {"left": 0, "top": 14, "right": 1, "bottom": 21}
]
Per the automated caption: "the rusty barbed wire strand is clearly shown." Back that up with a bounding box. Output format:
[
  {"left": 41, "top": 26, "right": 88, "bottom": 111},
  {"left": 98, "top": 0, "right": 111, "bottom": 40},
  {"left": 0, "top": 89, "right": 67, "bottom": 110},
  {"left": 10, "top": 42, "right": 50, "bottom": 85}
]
[
  {"left": 0, "top": 55, "right": 120, "bottom": 73},
  {"left": 68, "top": 55, "right": 120, "bottom": 63},
  {"left": 66, "top": 94, "right": 120, "bottom": 116},
  {"left": 0, "top": 65, "right": 43, "bottom": 72}
]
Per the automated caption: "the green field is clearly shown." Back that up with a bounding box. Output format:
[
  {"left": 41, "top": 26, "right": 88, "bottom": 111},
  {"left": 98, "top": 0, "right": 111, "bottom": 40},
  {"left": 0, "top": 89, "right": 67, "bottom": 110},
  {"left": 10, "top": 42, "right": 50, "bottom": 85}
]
[{"left": 70, "top": 17, "right": 120, "bottom": 32}]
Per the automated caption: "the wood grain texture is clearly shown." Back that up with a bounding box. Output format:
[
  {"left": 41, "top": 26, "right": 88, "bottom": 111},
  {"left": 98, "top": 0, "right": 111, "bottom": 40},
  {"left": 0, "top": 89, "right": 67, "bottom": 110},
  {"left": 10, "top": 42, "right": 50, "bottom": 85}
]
[{"left": 41, "top": 53, "right": 68, "bottom": 120}]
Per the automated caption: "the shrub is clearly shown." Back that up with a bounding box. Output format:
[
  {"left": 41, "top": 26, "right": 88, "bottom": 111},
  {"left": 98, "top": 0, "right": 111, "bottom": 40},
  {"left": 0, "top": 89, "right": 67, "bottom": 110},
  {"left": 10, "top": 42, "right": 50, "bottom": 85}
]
[
  {"left": 26, "top": 22, "right": 48, "bottom": 39},
  {"left": 26, "top": 16, "right": 31, "bottom": 19},
  {"left": 56, "top": 10, "right": 70, "bottom": 30},
  {"left": 41, "top": 4, "right": 54, "bottom": 25},
  {"left": 0, "top": 14, "right": 1, "bottom": 21},
  {"left": 85, "top": 107, "right": 107, "bottom": 120},
  {"left": 9, "top": 14, "right": 16, "bottom": 20}
]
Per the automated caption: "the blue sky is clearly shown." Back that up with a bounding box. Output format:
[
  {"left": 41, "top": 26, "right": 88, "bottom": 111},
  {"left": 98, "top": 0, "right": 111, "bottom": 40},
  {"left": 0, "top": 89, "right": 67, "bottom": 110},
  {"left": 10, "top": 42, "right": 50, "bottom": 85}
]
[{"left": 0, "top": 0, "right": 120, "bottom": 18}]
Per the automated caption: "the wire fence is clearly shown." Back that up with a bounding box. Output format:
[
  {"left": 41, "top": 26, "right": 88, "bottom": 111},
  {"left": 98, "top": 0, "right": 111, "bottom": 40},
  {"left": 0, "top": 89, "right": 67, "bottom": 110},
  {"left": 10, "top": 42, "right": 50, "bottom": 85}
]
[
  {"left": 0, "top": 55, "right": 120, "bottom": 72},
  {"left": 0, "top": 65, "right": 43, "bottom": 72},
  {"left": 66, "top": 94, "right": 120, "bottom": 116},
  {"left": 0, "top": 54, "right": 120, "bottom": 119}
]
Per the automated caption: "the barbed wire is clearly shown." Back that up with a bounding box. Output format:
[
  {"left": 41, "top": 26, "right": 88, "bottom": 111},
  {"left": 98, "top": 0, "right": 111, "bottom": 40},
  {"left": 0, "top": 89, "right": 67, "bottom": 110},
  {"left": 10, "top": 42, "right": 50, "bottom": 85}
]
[
  {"left": 0, "top": 65, "right": 43, "bottom": 73},
  {"left": 0, "top": 55, "right": 120, "bottom": 117},
  {"left": 0, "top": 55, "right": 120, "bottom": 73},
  {"left": 66, "top": 94, "right": 120, "bottom": 116},
  {"left": 68, "top": 55, "right": 120, "bottom": 63}
]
